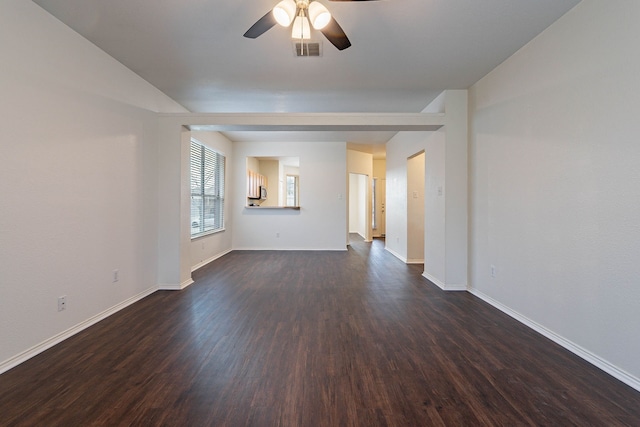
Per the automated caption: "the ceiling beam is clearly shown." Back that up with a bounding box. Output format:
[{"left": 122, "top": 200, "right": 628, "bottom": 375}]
[{"left": 158, "top": 112, "right": 444, "bottom": 132}]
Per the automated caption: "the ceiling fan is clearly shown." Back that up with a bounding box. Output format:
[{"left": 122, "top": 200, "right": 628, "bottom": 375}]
[{"left": 244, "top": 0, "right": 378, "bottom": 51}]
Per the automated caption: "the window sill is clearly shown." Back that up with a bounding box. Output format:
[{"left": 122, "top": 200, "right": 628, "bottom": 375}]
[
  {"left": 244, "top": 206, "right": 300, "bottom": 210},
  {"left": 191, "top": 227, "right": 225, "bottom": 240}
]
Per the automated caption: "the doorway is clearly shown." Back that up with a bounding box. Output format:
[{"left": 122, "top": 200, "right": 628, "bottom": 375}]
[
  {"left": 349, "top": 173, "right": 370, "bottom": 241},
  {"left": 406, "top": 152, "right": 425, "bottom": 263},
  {"left": 372, "top": 177, "right": 386, "bottom": 238}
]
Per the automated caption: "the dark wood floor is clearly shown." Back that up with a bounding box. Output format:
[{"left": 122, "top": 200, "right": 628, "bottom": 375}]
[{"left": 1, "top": 237, "right": 639, "bottom": 426}]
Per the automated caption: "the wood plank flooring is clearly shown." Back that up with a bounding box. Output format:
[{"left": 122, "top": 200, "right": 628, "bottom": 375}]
[{"left": 1, "top": 236, "right": 639, "bottom": 426}]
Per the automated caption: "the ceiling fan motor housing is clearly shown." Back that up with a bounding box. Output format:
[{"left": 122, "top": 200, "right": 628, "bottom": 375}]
[{"left": 245, "top": 0, "right": 357, "bottom": 51}]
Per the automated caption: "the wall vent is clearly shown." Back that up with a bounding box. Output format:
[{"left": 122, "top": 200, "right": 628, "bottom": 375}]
[{"left": 293, "top": 41, "right": 322, "bottom": 57}]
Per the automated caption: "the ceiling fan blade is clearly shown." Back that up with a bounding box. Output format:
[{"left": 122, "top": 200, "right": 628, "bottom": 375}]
[
  {"left": 320, "top": 17, "right": 351, "bottom": 50},
  {"left": 244, "top": 11, "right": 277, "bottom": 39}
]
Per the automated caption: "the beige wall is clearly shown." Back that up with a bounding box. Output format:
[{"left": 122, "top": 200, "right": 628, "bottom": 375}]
[
  {"left": 407, "top": 152, "right": 425, "bottom": 263},
  {"left": 347, "top": 149, "right": 374, "bottom": 241},
  {"left": 258, "top": 159, "right": 279, "bottom": 207}
]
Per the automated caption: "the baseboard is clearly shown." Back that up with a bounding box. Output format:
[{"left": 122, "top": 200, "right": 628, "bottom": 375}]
[
  {"left": 406, "top": 258, "right": 424, "bottom": 265},
  {"left": 191, "top": 249, "right": 232, "bottom": 272},
  {"left": 468, "top": 288, "right": 640, "bottom": 393},
  {"left": 385, "top": 247, "right": 407, "bottom": 263},
  {"left": 233, "top": 247, "right": 348, "bottom": 251},
  {"left": 422, "top": 272, "right": 467, "bottom": 291},
  {"left": 158, "top": 278, "right": 194, "bottom": 291},
  {"left": 0, "top": 286, "right": 157, "bottom": 376}
]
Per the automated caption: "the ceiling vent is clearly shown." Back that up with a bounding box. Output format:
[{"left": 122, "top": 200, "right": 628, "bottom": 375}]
[{"left": 293, "top": 41, "right": 322, "bottom": 57}]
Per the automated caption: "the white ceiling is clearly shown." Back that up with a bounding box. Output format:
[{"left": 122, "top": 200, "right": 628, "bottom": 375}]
[{"left": 32, "top": 0, "right": 580, "bottom": 148}]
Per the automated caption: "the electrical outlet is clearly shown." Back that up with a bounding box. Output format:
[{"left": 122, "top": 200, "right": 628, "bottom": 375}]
[
  {"left": 58, "top": 296, "right": 66, "bottom": 312},
  {"left": 113, "top": 269, "right": 119, "bottom": 282},
  {"left": 490, "top": 265, "right": 496, "bottom": 278}
]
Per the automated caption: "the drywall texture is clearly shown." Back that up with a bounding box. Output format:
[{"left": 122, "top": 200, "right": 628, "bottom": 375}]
[
  {"left": 469, "top": 0, "right": 640, "bottom": 384},
  {"left": 0, "top": 1, "right": 186, "bottom": 368},
  {"left": 232, "top": 140, "right": 347, "bottom": 250}
]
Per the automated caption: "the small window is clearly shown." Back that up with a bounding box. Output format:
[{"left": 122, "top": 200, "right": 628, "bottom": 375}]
[
  {"left": 190, "top": 140, "right": 225, "bottom": 237},
  {"left": 286, "top": 175, "right": 299, "bottom": 207}
]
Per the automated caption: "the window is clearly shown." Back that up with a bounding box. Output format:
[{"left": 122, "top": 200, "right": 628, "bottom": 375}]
[
  {"left": 190, "top": 140, "right": 225, "bottom": 237},
  {"left": 286, "top": 174, "right": 299, "bottom": 206}
]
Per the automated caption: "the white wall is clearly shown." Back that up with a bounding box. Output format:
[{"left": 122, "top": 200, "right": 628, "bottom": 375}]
[
  {"left": 190, "top": 131, "right": 233, "bottom": 271},
  {"left": 385, "top": 90, "right": 466, "bottom": 288},
  {"left": 442, "top": 91, "right": 468, "bottom": 288},
  {"left": 0, "top": 1, "right": 187, "bottom": 372},
  {"left": 232, "top": 140, "right": 347, "bottom": 250},
  {"left": 348, "top": 174, "right": 367, "bottom": 238},
  {"left": 469, "top": 0, "right": 640, "bottom": 388},
  {"left": 386, "top": 132, "right": 431, "bottom": 263},
  {"left": 423, "top": 131, "right": 446, "bottom": 283}
]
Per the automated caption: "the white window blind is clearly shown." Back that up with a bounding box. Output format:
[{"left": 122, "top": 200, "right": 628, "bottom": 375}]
[{"left": 190, "top": 140, "right": 225, "bottom": 237}]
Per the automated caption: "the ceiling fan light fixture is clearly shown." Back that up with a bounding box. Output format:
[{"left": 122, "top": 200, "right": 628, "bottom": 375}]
[
  {"left": 291, "top": 15, "right": 311, "bottom": 39},
  {"left": 308, "top": 2, "right": 331, "bottom": 30},
  {"left": 273, "top": 0, "right": 297, "bottom": 27},
  {"left": 244, "top": 0, "right": 352, "bottom": 51}
]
